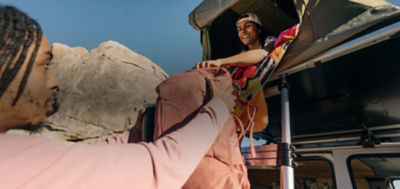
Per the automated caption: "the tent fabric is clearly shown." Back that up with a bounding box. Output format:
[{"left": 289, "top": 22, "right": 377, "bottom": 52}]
[
  {"left": 275, "top": 3, "right": 400, "bottom": 74},
  {"left": 189, "top": 0, "right": 400, "bottom": 76},
  {"left": 189, "top": 0, "right": 241, "bottom": 30},
  {"left": 350, "top": 0, "right": 391, "bottom": 7}
]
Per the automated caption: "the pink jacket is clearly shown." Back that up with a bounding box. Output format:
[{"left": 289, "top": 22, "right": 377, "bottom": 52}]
[{"left": 0, "top": 98, "right": 229, "bottom": 189}]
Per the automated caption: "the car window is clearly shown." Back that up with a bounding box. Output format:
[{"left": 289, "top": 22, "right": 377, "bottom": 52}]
[
  {"left": 392, "top": 179, "right": 400, "bottom": 189},
  {"left": 348, "top": 154, "right": 400, "bottom": 189},
  {"left": 248, "top": 158, "right": 335, "bottom": 189}
]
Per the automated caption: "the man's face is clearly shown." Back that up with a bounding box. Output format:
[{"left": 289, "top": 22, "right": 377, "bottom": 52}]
[
  {"left": 237, "top": 20, "right": 261, "bottom": 48},
  {"left": 0, "top": 35, "right": 59, "bottom": 131}
]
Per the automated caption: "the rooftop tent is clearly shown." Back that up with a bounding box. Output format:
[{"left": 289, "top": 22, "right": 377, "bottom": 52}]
[
  {"left": 189, "top": 0, "right": 400, "bottom": 76},
  {"left": 189, "top": 0, "right": 400, "bottom": 141}
]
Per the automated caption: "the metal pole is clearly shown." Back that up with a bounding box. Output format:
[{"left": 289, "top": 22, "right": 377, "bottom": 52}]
[{"left": 280, "top": 77, "right": 294, "bottom": 189}]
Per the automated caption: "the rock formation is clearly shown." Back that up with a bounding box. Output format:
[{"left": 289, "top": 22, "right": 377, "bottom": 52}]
[{"left": 8, "top": 41, "right": 168, "bottom": 143}]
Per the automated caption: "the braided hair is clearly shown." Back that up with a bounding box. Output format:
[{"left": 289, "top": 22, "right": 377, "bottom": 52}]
[{"left": 0, "top": 5, "right": 42, "bottom": 106}]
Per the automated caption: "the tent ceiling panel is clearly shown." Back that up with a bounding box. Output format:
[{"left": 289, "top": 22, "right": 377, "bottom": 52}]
[
  {"left": 305, "top": 0, "right": 366, "bottom": 41},
  {"left": 275, "top": 4, "right": 400, "bottom": 74}
]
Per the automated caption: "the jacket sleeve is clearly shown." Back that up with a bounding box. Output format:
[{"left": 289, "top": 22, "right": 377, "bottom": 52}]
[{"left": 0, "top": 97, "right": 230, "bottom": 189}]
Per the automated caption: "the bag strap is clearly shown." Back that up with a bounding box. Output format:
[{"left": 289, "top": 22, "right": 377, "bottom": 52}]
[{"left": 234, "top": 102, "right": 257, "bottom": 158}]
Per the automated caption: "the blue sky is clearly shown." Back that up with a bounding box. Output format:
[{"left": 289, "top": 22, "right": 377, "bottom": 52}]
[
  {"left": 0, "top": 0, "right": 399, "bottom": 75},
  {"left": 0, "top": 0, "right": 203, "bottom": 75}
]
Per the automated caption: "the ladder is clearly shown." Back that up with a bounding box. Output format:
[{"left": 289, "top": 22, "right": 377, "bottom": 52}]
[{"left": 242, "top": 77, "right": 296, "bottom": 189}]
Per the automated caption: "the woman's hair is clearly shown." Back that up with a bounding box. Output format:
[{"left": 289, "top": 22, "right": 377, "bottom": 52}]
[
  {"left": 237, "top": 13, "right": 272, "bottom": 51},
  {"left": 0, "top": 5, "right": 42, "bottom": 105}
]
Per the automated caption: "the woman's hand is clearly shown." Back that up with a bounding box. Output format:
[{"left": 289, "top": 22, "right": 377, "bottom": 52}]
[
  {"left": 196, "top": 49, "right": 268, "bottom": 69},
  {"left": 196, "top": 60, "right": 222, "bottom": 69}
]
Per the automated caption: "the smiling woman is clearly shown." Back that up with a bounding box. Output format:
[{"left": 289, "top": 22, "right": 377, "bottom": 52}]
[{"left": 0, "top": 5, "right": 59, "bottom": 131}]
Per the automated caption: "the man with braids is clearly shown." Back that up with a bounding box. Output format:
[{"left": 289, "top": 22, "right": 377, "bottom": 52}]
[
  {"left": 0, "top": 5, "right": 236, "bottom": 188},
  {"left": 0, "top": 5, "right": 58, "bottom": 131}
]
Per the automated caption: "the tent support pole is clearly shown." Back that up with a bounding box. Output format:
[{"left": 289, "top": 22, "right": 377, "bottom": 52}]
[{"left": 280, "top": 77, "right": 294, "bottom": 189}]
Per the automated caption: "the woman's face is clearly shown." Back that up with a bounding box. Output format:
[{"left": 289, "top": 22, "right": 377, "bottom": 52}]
[{"left": 237, "top": 20, "right": 261, "bottom": 49}]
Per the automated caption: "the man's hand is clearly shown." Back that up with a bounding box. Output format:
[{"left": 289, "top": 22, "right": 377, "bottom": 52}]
[
  {"left": 134, "top": 109, "right": 146, "bottom": 135},
  {"left": 207, "top": 77, "right": 236, "bottom": 113}
]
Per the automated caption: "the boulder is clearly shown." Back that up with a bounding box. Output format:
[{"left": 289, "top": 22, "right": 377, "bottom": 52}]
[{"left": 13, "top": 41, "right": 168, "bottom": 143}]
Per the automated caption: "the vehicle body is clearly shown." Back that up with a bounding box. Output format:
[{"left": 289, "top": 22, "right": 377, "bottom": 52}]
[{"left": 189, "top": 0, "right": 400, "bottom": 188}]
